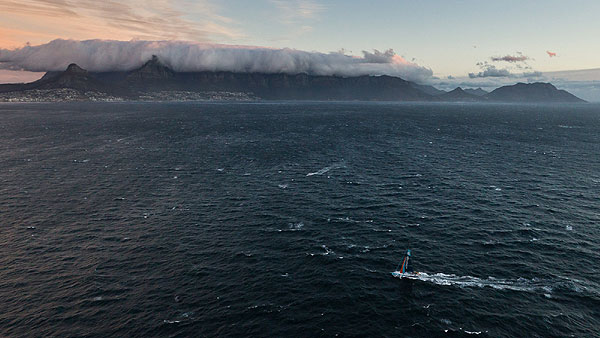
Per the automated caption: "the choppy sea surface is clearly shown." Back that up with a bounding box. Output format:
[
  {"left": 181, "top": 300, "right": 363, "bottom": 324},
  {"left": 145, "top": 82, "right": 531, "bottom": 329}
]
[{"left": 1, "top": 102, "right": 599, "bottom": 337}]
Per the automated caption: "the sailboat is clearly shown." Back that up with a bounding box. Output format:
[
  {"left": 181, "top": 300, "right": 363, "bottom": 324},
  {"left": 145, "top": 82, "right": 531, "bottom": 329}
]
[{"left": 392, "top": 249, "right": 419, "bottom": 278}]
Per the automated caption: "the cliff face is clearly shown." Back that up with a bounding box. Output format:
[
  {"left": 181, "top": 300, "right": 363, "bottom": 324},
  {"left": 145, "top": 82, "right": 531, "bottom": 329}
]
[
  {"left": 163, "top": 73, "right": 432, "bottom": 101},
  {"left": 90, "top": 63, "right": 434, "bottom": 101}
]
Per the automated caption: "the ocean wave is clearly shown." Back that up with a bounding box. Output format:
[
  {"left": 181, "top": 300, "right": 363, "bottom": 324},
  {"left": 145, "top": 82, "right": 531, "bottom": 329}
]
[{"left": 309, "top": 245, "right": 334, "bottom": 256}]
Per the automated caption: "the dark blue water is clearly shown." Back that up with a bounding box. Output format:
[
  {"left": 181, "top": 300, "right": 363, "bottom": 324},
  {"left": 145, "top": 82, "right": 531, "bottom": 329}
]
[{"left": 1, "top": 102, "right": 599, "bottom": 337}]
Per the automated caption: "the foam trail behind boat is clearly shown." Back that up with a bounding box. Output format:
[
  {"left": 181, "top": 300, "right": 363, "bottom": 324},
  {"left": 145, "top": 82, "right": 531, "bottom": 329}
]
[{"left": 401, "top": 272, "right": 553, "bottom": 292}]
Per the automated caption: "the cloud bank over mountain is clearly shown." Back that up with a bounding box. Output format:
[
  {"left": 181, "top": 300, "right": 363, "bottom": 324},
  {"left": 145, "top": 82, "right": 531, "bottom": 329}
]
[{"left": 0, "top": 39, "right": 433, "bottom": 83}]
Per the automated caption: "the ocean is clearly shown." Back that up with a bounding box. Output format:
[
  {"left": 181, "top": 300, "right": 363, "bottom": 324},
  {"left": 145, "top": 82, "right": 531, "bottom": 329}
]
[{"left": 0, "top": 102, "right": 599, "bottom": 337}]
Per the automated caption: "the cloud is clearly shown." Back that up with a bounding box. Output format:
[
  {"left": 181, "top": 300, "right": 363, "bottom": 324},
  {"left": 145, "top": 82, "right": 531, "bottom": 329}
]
[
  {"left": 362, "top": 49, "right": 404, "bottom": 63},
  {"left": 469, "top": 64, "right": 543, "bottom": 79},
  {"left": 269, "top": 0, "right": 325, "bottom": 38},
  {"left": 0, "top": 39, "right": 434, "bottom": 83},
  {"left": 469, "top": 56, "right": 542, "bottom": 79},
  {"left": 469, "top": 65, "right": 511, "bottom": 78},
  {"left": 547, "top": 51, "right": 557, "bottom": 57},
  {"left": 270, "top": 0, "right": 325, "bottom": 21},
  {"left": 491, "top": 54, "right": 529, "bottom": 63},
  {"left": 0, "top": 0, "right": 241, "bottom": 45},
  {"left": 523, "top": 71, "right": 543, "bottom": 78}
]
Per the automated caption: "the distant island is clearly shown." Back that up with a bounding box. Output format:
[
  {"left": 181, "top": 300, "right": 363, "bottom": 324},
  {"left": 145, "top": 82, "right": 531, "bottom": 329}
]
[{"left": 0, "top": 55, "right": 586, "bottom": 103}]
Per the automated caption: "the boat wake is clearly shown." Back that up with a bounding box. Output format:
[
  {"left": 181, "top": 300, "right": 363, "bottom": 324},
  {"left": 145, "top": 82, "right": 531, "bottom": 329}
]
[{"left": 393, "top": 272, "right": 586, "bottom": 294}]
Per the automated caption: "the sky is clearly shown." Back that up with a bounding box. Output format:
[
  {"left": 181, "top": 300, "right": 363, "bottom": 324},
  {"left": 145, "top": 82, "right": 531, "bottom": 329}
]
[{"left": 0, "top": 0, "right": 599, "bottom": 100}]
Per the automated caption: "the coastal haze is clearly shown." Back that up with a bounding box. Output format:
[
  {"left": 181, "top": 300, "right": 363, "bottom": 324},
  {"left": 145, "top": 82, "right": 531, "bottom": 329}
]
[{"left": 1, "top": 1, "right": 599, "bottom": 337}]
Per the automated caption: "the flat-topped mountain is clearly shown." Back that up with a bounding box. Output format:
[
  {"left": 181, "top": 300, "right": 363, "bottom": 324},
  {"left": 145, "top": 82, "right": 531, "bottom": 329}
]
[{"left": 0, "top": 57, "right": 587, "bottom": 103}]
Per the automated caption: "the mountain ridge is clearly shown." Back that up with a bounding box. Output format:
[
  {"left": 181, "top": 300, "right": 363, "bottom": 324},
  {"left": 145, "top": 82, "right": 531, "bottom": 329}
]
[
  {"left": 0, "top": 57, "right": 587, "bottom": 103},
  {"left": 438, "top": 87, "right": 483, "bottom": 102},
  {"left": 484, "top": 82, "right": 585, "bottom": 103},
  {"left": 464, "top": 88, "right": 488, "bottom": 96}
]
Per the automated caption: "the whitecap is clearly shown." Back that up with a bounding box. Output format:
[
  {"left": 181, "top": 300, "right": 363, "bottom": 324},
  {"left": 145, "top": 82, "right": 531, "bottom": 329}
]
[
  {"left": 318, "top": 245, "right": 334, "bottom": 256},
  {"left": 464, "top": 330, "right": 483, "bottom": 335},
  {"left": 306, "top": 163, "right": 345, "bottom": 177},
  {"left": 336, "top": 216, "right": 358, "bottom": 223},
  {"left": 288, "top": 222, "right": 304, "bottom": 230}
]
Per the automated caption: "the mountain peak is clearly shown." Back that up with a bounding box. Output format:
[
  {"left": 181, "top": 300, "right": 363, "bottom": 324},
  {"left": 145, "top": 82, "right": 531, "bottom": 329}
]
[
  {"left": 439, "top": 86, "right": 482, "bottom": 102},
  {"left": 129, "top": 55, "right": 174, "bottom": 80},
  {"left": 464, "top": 87, "right": 488, "bottom": 96},
  {"left": 65, "top": 63, "right": 87, "bottom": 74},
  {"left": 144, "top": 55, "right": 161, "bottom": 66}
]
